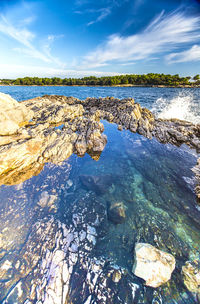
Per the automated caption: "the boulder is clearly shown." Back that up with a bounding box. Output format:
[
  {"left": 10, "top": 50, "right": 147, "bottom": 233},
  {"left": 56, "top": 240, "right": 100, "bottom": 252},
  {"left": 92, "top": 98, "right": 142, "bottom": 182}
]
[
  {"left": 132, "top": 243, "right": 175, "bottom": 288},
  {"left": 0, "top": 93, "right": 33, "bottom": 135},
  {"left": 182, "top": 260, "right": 200, "bottom": 293},
  {"left": 108, "top": 202, "right": 126, "bottom": 224}
]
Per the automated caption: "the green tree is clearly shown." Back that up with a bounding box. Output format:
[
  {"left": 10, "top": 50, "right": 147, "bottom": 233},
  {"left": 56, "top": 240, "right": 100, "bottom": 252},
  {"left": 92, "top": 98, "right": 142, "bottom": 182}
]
[{"left": 193, "top": 74, "right": 200, "bottom": 81}]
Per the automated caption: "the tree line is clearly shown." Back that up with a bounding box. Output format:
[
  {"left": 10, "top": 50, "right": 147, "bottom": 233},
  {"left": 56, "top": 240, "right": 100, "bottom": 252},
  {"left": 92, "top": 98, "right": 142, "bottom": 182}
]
[{"left": 0, "top": 73, "right": 200, "bottom": 86}]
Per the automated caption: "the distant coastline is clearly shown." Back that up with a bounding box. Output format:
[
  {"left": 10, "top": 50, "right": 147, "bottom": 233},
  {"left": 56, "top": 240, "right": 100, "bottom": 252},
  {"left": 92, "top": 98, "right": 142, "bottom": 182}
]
[
  {"left": 0, "top": 84, "right": 199, "bottom": 88},
  {"left": 0, "top": 73, "right": 200, "bottom": 87}
]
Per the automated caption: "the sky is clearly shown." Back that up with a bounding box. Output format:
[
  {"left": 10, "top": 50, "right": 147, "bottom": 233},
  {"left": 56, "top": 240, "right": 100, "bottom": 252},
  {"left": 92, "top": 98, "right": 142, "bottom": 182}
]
[{"left": 0, "top": 0, "right": 200, "bottom": 78}]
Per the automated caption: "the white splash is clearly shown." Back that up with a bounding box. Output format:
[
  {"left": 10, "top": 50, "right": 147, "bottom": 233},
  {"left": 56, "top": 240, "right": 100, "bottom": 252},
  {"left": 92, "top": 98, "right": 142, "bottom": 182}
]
[{"left": 152, "top": 92, "right": 200, "bottom": 124}]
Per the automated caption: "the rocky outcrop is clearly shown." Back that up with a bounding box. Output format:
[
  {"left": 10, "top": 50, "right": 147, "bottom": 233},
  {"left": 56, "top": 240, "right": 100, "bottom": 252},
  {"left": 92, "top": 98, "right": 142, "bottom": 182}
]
[
  {"left": 153, "top": 118, "right": 200, "bottom": 151},
  {"left": 0, "top": 92, "right": 33, "bottom": 135},
  {"left": 0, "top": 93, "right": 200, "bottom": 200},
  {"left": 132, "top": 243, "right": 176, "bottom": 288},
  {"left": 0, "top": 95, "right": 108, "bottom": 185},
  {"left": 182, "top": 260, "right": 200, "bottom": 293}
]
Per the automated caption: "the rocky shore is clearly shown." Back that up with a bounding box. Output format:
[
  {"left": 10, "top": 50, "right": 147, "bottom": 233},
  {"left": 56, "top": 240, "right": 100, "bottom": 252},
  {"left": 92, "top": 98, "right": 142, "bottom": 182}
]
[
  {"left": 0, "top": 93, "right": 200, "bottom": 303},
  {"left": 0, "top": 93, "right": 200, "bottom": 195}
]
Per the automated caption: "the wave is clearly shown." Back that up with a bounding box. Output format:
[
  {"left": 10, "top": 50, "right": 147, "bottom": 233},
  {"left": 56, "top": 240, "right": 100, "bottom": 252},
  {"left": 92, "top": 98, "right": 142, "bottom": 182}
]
[{"left": 151, "top": 92, "right": 200, "bottom": 124}]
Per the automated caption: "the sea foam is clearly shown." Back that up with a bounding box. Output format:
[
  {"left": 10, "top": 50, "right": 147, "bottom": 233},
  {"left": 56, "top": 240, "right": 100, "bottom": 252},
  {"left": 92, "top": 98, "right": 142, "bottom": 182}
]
[{"left": 152, "top": 92, "right": 200, "bottom": 124}]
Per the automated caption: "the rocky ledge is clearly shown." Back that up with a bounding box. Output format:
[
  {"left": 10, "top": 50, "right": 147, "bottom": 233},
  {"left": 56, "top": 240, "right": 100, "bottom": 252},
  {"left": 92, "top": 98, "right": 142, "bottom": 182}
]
[{"left": 0, "top": 92, "right": 200, "bottom": 193}]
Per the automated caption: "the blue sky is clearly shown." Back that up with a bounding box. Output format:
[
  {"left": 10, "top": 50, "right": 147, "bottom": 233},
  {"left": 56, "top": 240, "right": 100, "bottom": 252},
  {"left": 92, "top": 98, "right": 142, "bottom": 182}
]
[{"left": 0, "top": 0, "right": 200, "bottom": 78}]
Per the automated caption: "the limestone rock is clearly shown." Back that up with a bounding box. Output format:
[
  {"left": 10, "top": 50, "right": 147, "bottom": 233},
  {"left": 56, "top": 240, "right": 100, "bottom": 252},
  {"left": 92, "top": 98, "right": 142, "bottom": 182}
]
[
  {"left": 182, "top": 260, "right": 200, "bottom": 293},
  {"left": 132, "top": 243, "right": 175, "bottom": 288},
  {"left": 0, "top": 94, "right": 200, "bottom": 195},
  {"left": 108, "top": 202, "right": 126, "bottom": 224},
  {"left": 0, "top": 93, "right": 33, "bottom": 135}
]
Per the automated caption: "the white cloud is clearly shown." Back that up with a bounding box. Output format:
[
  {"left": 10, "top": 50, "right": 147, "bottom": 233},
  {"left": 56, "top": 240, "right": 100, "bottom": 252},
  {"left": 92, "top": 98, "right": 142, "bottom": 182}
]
[
  {"left": 0, "top": 14, "right": 35, "bottom": 48},
  {"left": 166, "top": 45, "right": 200, "bottom": 63},
  {"left": 42, "top": 35, "right": 66, "bottom": 67},
  {"left": 75, "top": 7, "right": 111, "bottom": 26},
  {"left": 0, "top": 63, "right": 122, "bottom": 79},
  {"left": 13, "top": 47, "right": 52, "bottom": 63},
  {"left": 0, "top": 14, "right": 64, "bottom": 65},
  {"left": 82, "top": 10, "right": 200, "bottom": 68},
  {"left": 75, "top": 0, "right": 129, "bottom": 26},
  {"left": 19, "top": 16, "right": 36, "bottom": 27}
]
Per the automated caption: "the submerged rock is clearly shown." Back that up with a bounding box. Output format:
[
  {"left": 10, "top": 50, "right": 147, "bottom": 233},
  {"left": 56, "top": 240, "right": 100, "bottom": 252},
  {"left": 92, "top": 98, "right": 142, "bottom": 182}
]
[
  {"left": 182, "top": 260, "right": 200, "bottom": 293},
  {"left": 80, "top": 174, "right": 113, "bottom": 194},
  {"left": 1, "top": 191, "right": 144, "bottom": 304},
  {"left": 132, "top": 243, "right": 176, "bottom": 288},
  {"left": 108, "top": 201, "right": 126, "bottom": 224},
  {"left": 112, "top": 269, "right": 122, "bottom": 283}
]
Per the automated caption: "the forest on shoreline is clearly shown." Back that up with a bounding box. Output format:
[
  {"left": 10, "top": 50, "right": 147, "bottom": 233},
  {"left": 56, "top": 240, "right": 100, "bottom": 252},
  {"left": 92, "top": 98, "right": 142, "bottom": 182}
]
[{"left": 0, "top": 73, "right": 200, "bottom": 87}]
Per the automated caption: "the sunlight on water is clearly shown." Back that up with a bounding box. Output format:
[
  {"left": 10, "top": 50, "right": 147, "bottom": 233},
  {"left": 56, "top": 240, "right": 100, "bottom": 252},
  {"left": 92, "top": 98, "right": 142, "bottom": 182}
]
[{"left": 152, "top": 92, "right": 200, "bottom": 124}]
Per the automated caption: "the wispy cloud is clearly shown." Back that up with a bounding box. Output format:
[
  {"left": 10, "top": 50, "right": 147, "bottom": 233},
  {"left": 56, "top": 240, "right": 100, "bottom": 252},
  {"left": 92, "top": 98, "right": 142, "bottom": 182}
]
[
  {"left": 19, "top": 16, "right": 36, "bottom": 27},
  {"left": 166, "top": 45, "right": 200, "bottom": 63},
  {"left": 82, "top": 10, "right": 200, "bottom": 68},
  {"left": 87, "top": 8, "right": 111, "bottom": 26},
  {"left": 75, "top": 7, "right": 111, "bottom": 26},
  {"left": 0, "top": 14, "right": 64, "bottom": 66},
  {"left": 75, "top": 0, "right": 129, "bottom": 26},
  {"left": 0, "top": 14, "right": 35, "bottom": 48},
  {"left": 0, "top": 63, "right": 122, "bottom": 78},
  {"left": 42, "top": 34, "right": 66, "bottom": 67}
]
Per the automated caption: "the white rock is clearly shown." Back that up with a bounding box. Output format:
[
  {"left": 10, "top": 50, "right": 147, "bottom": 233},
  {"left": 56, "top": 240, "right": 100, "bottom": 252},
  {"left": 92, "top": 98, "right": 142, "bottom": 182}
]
[
  {"left": 0, "top": 92, "right": 33, "bottom": 135},
  {"left": 132, "top": 243, "right": 175, "bottom": 288}
]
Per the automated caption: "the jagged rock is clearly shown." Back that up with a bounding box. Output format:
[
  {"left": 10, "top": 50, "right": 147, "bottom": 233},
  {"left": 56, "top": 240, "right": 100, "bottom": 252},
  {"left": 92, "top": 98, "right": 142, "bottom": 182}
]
[
  {"left": 153, "top": 118, "right": 200, "bottom": 151},
  {"left": 0, "top": 93, "right": 33, "bottom": 136},
  {"left": 132, "top": 243, "right": 176, "bottom": 288},
  {"left": 0, "top": 94, "right": 200, "bottom": 201},
  {"left": 80, "top": 174, "right": 113, "bottom": 194},
  {"left": 108, "top": 202, "right": 126, "bottom": 224},
  {"left": 182, "top": 260, "right": 200, "bottom": 293}
]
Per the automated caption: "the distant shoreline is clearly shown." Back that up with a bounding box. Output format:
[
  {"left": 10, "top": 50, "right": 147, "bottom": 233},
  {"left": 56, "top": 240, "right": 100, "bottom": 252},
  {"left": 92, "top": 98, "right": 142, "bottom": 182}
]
[
  {"left": 0, "top": 84, "right": 200, "bottom": 88},
  {"left": 1, "top": 73, "right": 199, "bottom": 87}
]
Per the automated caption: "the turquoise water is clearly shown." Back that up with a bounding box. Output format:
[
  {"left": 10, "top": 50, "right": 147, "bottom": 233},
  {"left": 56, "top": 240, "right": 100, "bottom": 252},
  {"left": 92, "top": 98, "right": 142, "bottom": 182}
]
[{"left": 0, "top": 87, "right": 200, "bottom": 303}]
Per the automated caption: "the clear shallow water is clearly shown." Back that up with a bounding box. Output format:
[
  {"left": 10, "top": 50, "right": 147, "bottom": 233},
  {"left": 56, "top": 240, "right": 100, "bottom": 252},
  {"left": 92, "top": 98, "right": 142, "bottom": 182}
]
[
  {"left": 0, "top": 121, "right": 200, "bottom": 303},
  {"left": 0, "top": 87, "right": 200, "bottom": 303},
  {"left": 0, "top": 85, "right": 200, "bottom": 123}
]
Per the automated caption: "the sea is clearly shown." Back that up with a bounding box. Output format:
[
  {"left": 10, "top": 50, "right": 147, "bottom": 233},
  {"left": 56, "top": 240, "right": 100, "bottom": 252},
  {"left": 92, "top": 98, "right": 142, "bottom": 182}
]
[
  {"left": 0, "top": 86, "right": 200, "bottom": 304},
  {"left": 0, "top": 86, "right": 200, "bottom": 123}
]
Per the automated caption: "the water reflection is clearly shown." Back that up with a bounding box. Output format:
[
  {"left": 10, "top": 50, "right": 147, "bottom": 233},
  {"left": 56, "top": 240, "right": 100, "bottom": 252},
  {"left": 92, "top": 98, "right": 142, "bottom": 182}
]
[{"left": 0, "top": 122, "right": 200, "bottom": 303}]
